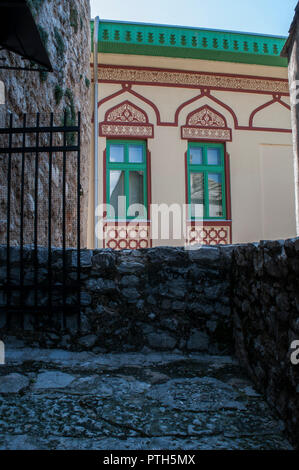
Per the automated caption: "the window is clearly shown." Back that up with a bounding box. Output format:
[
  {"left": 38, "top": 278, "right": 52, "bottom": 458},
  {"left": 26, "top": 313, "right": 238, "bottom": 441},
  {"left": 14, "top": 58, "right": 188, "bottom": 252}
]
[
  {"left": 106, "top": 140, "right": 147, "bottom": 219},
  {"left": 187, "top": 142, "right": 226, "bottom": 219}
]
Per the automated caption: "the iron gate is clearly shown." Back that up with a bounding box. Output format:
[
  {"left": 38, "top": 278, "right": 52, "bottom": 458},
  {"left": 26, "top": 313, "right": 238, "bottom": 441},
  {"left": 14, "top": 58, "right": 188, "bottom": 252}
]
[{"left": 0, "top": 112, "right": 81, "bottom": 329}]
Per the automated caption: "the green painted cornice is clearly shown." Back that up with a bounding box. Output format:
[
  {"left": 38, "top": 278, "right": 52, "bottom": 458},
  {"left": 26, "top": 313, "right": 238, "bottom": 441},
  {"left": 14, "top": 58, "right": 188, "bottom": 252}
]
[{"left": 91, "top": 20, "right": 287, "bottom": 67}]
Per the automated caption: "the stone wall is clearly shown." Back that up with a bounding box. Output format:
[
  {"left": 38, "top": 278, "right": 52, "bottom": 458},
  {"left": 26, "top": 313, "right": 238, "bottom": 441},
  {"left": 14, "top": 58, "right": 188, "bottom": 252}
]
[
  {"left": 0, "top": 0, "right": 91, "bottom": 247},
  {"left": 0, "top": 245, "right": 234, "bottom": 355},
  {"left": 232, "top": 238, "right": 299, "bottom": 449},
  {"left": 1, "top": 239, "right": 299, "bottom": 447}
]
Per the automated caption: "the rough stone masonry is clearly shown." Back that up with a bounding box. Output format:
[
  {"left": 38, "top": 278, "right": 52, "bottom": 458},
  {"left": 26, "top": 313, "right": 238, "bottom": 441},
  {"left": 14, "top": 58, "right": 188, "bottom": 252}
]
[
  {"left": 0, "top": 0, "right": 91, "bottom": 248},
  {"left": 0, "top": 238, "right": 299, "bottom": 448}
]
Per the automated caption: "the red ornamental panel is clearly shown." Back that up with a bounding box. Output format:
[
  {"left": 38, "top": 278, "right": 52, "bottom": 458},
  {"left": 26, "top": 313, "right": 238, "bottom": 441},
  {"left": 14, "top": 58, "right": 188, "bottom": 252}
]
[
  {"left": 181, "top": 105, "right": 232, "bottom": 142},
  {"left": 103, "top": 222, "right": 151, "bottom": 250},
  {"left": 99, "top": 100, "right": 154, "bottom": 138},
  {"left": 186, "top": 222, "right": 232, "bottom": 246}
]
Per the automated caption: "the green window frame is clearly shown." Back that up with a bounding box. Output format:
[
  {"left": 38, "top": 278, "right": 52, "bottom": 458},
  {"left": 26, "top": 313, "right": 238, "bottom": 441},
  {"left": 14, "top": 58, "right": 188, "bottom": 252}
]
[
  {"left": 187, "top": 142, "right": 227, "bottom": 220},
  {"left": 106, "top": 139, "right": 148, "bottom": 220}
]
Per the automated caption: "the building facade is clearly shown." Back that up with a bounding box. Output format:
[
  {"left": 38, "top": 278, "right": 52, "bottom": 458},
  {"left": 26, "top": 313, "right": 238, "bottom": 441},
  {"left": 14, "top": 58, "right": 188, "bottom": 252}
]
[{"left": 89, "top": 20, "right": 297, "bottom": 249}]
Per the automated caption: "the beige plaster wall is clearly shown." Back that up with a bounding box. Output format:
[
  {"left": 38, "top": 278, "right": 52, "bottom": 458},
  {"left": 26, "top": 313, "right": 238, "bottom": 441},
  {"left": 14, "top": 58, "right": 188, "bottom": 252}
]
[
  {"left": 98, "top": 53, "right": 288, "bottom": 79},
  {"left": 227, "top": 132, "right": 295, "bottom": 243},
  {"left": 259, "top": 144, "right": 296, "bottom": 240}
]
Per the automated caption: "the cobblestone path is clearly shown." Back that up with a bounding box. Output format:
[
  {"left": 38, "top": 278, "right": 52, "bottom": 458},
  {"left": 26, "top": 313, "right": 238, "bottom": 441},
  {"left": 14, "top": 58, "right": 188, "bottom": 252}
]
[{"left": 0, "top": 344, "right": 292, "bottom": 450}]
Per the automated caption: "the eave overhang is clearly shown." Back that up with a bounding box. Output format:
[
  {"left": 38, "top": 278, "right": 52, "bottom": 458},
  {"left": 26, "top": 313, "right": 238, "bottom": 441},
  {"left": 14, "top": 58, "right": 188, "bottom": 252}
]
[{"left": 0, "top": 0, "right": 52, "bottom": 71}]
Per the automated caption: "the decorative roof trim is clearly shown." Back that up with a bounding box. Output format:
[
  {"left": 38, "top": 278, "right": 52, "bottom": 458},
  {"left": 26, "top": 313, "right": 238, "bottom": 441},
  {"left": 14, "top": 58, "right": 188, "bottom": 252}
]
[{"left": 91, "top": 20, "right": 288, "bottom": 67}]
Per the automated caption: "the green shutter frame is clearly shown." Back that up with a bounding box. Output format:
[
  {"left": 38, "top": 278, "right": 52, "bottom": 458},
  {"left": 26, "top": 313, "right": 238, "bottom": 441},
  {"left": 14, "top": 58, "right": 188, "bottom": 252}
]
[
  {"left": 187, "top": 142, "right": 227, "bottom": 220},
  {"left": 106, "top": 139, "right": 148, "bottom": 220}
]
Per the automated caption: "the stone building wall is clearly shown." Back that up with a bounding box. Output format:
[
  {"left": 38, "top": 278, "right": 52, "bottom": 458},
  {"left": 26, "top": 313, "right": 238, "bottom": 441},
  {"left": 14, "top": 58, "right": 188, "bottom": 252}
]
[
  {"left": 0, "top": 0, "right": 91, "bottom": 248},
  {"left": 232, "top": 238, "right": 299, "bottom": 449},
  {"left": 283, "top": 2, "right": 299, "bottom": 234},
  {"left": 287, "top": 30, "right": 299, "bottom": 235}
]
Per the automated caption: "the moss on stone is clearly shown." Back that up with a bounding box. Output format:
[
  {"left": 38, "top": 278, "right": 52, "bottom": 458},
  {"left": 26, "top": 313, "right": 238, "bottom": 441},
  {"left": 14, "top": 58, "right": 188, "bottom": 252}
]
[
  {"left": 85, "top": 77, "right": 90, "bottom": 89},
  {"left": 70, "top": 5, "right": 79, "bottom": 34},
  {"left": 63, "top": 88, "right": 77, "bottom": 145},
  {"left": 54, "top": 85, "right": 64, "bottom": 105},
  {"left": 39, "top": 70, "right": 48, "bottom": 83},
  {"left": 27, "top": 0, "right": 45, "bottom": 17},
  {"left": 54, "top": 28, "right": 65, "bottom": 60},
  {"left": 37, "top": 25, "right": 49, "bottom": 52}
]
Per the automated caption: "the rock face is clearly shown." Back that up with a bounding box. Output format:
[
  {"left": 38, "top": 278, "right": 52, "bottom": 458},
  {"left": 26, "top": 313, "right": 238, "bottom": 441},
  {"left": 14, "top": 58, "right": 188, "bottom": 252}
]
[
  {"left": 0, "top": 373, "right": 29, "bottom": 393},
  {"left": 33, "top": 371, "right": 75, "bottom": 390},
  {"left": 0, "top": 0, "right": 91, "bottom": 247}
]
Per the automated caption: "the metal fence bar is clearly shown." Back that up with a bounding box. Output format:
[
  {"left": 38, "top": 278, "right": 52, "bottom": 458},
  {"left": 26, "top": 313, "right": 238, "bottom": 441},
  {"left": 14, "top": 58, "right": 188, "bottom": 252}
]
[
  {"left": 34, "top": 113, "right": 40, "bottom": 310},
  {"left": 5, "top": 114, "right": 13, "bottom": 328},
  {"left": 0, "top": 145, "right": 79, "bottom": 153},
  {"left": 77, "top": 112, "right": 81, "bottom": 330},
  {"left": 48, "top": 113, "right": 54, "bottom": 311},
  {"left": 0, "top": 125, "right": 80, "bottom": 134},
  {"left": 19, "top": 114, "right": 27, "bottom": 328},
  {"left": 62, "top": 112, "right": 67, "bottom": 328}
]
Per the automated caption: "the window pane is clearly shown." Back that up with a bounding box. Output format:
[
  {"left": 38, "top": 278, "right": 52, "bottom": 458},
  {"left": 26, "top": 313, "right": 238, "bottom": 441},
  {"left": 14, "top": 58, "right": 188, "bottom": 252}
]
[
  {"left": 190, "top": 172, "right": 204, "bottom": 218},
  {"left": 129, "top": 145, "right": 143, "bottom": 163},
  {"left": 129, "top": 171, "right": 145, "bottom": 218},
  {"left": 190, "top": 147, "right": 203, "bottom": 165},
  {"left": 109, "top": 144, "right": 124, "bottom": 163},
  {"left": 208, "top": 173, "right": 223, "bottom": 217},
  {"left": 207, "top": 148, "right": 221, "bottom": 165},
  {"left": 110, "top": 170, "right": 126, "bottom": 218}
]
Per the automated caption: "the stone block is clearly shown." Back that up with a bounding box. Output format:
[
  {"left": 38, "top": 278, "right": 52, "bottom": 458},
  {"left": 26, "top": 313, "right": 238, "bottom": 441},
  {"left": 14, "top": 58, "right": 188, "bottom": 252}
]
[
  {"left": 146, "top": 330, "right": 177, "bottom": 350},
  {"left": 187, "top": 330, "right": 209, "bottom": 351},
  {"left": 0, "top": 373, "right": 29, "bottom": 393}
]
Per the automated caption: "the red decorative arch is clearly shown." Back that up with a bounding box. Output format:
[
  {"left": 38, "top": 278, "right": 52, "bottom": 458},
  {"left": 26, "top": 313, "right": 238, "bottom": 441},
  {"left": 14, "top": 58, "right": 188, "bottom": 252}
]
[
  {"left": 95, "top": 86, "right": 290, "bottom": 134},
  {"left": 97, "top": 85, "right": 162, "bottom": 126},
  {"left": 175, "top": 91, "right": 239, "bottom": 130},
  {"left": 249, "top": 96, "right": 291, "bottom": 128},
  {"left": 99, "top": 100, "right": 154, "bottom": 138},
  {"left": 181, "top": 104, "right": 232, "bottom": 141}
]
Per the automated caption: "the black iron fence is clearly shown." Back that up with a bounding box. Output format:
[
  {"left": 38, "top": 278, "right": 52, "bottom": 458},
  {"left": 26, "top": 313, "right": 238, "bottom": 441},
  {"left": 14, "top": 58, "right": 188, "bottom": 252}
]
[{"left": 0, "top": 112, "right": 81, "bottom": 329}]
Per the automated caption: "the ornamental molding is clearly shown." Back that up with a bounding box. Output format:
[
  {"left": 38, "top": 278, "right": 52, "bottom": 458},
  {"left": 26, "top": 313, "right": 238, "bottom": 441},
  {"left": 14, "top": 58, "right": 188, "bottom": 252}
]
[
  {"left": 100, "top": 100, "right": 154, "bottom": 138},
  {"left": 187, "top": 105, "right": 227, "bottom": 128},
  {"left": 103, "top": 222, "right": 151, "bottom": 250},
  {"left": 181, "top": 105, "right": 232, "bottom": 141},
  {"left": 98, "top": 65, "right": 289, "bottom": 95},
  {"left": 100, "top": 124, "right": 154, "bottom": 138},
  {"left": 186, "top": 222, "right": 232, "bottom": 245},
  {"left": 104, "top": 100, "right": 148, "bottom": 123},
  {"left": 182, "top": 127, "right": 232, "bottom": 141}
]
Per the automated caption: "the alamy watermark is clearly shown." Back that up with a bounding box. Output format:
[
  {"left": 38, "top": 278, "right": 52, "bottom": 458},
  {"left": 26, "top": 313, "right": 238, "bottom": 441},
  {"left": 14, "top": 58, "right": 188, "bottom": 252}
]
[
  {"left": 0, "top": 340, "right": 4, "bottom": 365},
  {"left": 95, "top": 199, "right": 205, "bottom": 249},
  {"left": 290, "top": 340, "right": 299, "bottom": 365},
  {"left": 290, "top": 80, "right": 299, "bottom": 106}
]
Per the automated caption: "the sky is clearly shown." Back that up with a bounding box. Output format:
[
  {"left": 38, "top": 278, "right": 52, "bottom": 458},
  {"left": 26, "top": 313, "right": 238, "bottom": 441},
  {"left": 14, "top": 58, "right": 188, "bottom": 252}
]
[{"left": 90, "top": 0, "right": 298, "bottom": 37}]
